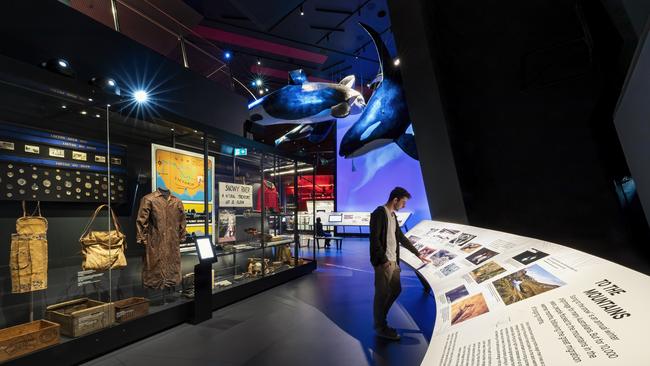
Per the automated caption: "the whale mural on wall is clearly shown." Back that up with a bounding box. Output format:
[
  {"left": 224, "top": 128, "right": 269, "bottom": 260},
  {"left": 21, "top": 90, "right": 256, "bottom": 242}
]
[
  {"left": 246, "top": 69, "right": 365, "bottom": 146},
  {"left": 339, "top": 22, "right": 418, "bottom": 160}
]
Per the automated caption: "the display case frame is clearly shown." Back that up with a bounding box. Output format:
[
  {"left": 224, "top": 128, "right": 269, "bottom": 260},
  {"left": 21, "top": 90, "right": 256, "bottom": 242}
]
[{"left": 0, "top": 44, "right": 316, "bottom": 366}]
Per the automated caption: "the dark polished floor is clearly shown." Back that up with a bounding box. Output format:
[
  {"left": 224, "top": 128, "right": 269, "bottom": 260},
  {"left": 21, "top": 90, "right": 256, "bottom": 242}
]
[{"left": 83, "top": 238, "right": 436, "bottom": 366}]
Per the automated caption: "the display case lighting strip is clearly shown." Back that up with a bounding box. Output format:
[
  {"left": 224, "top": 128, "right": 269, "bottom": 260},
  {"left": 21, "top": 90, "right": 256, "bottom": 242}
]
[
  {"left": 263, "top": 162, "right": 309, "bottom": 172},
  {"left": 269, "top": 167, "right": 314, "bottom": 176}
]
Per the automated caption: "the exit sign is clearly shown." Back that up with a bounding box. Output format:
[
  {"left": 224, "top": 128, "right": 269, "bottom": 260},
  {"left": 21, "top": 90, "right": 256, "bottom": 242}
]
[{"left": 234, "top": 148, "right": 247, "bottom": 156}]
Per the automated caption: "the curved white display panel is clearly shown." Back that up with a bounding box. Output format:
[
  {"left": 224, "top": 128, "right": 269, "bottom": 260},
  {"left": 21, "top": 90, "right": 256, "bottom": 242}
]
[{"left": 401, "top": 220, "right": 650, "bottom": 365}]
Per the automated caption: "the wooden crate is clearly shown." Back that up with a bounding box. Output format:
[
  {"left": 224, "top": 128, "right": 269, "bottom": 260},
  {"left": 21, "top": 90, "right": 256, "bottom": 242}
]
[
  {"left": 45, "top": 298, "right": 114, "bottom": 338},
  {"left": 0, "top": 319, "right": 59, "bottom": 362},
  {"left": 113, "top": 297, "right": 149, "bottom": 323}
]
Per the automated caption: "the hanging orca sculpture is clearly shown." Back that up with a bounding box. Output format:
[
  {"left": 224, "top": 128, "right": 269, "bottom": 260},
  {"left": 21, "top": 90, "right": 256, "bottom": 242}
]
[
  {"left": 339, "top": 22, "right": 419, "bottom": 160},
  {"left": 246, "top": 70, "right": 365, "bottom": 146}
]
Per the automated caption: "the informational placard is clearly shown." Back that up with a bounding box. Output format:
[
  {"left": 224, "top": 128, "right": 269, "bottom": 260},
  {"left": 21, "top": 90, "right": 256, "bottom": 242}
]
[
  {"left": 310, "top": 211, "right": 412, "bottom": 226},
  {"left": 152, "top": 144, "right": 215, "bottom": 242},
  {"left": 400, "top": 220, "right": 650, "bottom": 366},
  {"left": 218, "top": 182, "right": 252, "bottom": 208},
  {"left": 306, "top": 200, "right": 334, "bottom": 213}
]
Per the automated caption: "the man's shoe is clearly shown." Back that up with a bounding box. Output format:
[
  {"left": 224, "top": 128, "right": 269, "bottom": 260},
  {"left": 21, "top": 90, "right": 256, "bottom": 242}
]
[{"left": 375, "top": 327, "right": 400, "bottom": 341}]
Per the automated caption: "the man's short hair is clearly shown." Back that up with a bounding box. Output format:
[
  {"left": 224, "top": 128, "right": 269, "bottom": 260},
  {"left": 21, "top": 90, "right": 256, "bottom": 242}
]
[
  {"left": 388, "top": 187, "right": 411, "bottom": 202},
  {"left": 316, "top": 217, "right": 321, "bottom": 222}
]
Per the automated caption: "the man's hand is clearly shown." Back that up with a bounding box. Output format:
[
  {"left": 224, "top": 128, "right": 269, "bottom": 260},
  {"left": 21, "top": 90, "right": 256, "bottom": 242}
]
[
  {"left": 382, "top": 261, "right": 391, "bottom": 269},
  {"left": 418, "top": 255, "right": 431, "bottom": 264}
]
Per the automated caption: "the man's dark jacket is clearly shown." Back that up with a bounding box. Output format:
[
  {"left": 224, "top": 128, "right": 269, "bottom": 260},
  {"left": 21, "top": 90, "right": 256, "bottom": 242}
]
[{"left": 369, "top": 206, "right": 420, "bottom": 267}]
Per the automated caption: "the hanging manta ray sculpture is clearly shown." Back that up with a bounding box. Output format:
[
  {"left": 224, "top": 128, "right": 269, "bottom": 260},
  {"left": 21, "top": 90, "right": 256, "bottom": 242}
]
[
  {"left": 339, "top": 22, "right": 419, "bottom": 160},
  {"left": 245, "top": 69, "right": 366, "bottom": 146}
]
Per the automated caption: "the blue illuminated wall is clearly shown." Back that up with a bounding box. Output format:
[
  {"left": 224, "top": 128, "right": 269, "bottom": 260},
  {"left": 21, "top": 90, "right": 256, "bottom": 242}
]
[{"left": 336, "top": 115, "right": 430, "bottom": 229}]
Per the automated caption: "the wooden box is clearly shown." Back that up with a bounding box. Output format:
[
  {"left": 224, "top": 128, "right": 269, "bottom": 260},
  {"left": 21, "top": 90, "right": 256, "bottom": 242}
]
[
  {"left": 45, "top": 298, "right": 114, "bottom": 337},
  {"left": 113, "top": 297, "right": 149, "bottom": 323},
  {"left": 0, "top": 320, "right": 59, "bottom": 362}
]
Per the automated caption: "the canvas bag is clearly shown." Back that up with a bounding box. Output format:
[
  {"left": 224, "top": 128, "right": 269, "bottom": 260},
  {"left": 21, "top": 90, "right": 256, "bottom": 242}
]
[
  {"left": 10, "top": 201, "right": 48, "bottom": 293},
  {"left": 79, "top": 204, "right": 127, "bottom": 271}
]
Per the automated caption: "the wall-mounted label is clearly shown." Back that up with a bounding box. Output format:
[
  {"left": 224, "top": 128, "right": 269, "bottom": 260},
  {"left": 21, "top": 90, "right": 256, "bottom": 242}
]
[
  {"left": 72, "top": 151, "right": 87, "bottom": 161},
  {"left": 0, "top": 141, "right": 15, "bottom": 151},
  {"left": 218, "top": 182, "right": 253, "bottom": 207},
  {"left": 110, "top": 157, "right": 122, "bottom": 165},
  {"left": 234, "top": 147, "right": 247, "bottom": 156},
  {"left": 95, "top": 155, "right": 106, "bottom": 163},
  {"left": 25, "top": 145, "right": 40, "bottom": 154},
  {"left": 49, "top": 147, "right": 65, "bottom": 158},
  {"left": 77, "top": 270, "right": 103, "bottom": 286}
]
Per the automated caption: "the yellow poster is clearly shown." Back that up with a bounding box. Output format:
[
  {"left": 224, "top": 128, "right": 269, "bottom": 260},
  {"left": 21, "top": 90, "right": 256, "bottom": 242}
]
[{"left": 152, "top": 144, "right": 215, "bottom": 242}]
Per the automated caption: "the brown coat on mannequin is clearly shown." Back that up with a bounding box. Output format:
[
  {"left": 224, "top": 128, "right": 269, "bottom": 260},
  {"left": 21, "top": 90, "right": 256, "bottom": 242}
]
[{"left": 136, "top": 188, "right": 186, "bottom": 289}]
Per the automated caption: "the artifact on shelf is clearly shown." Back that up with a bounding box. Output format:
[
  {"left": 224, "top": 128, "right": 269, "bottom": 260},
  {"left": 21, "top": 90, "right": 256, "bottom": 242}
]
[
  {"left": 10, "top": 201, "right": 48, "bottom": 293},
  {"left": 45, "top": 298, "right": 114, "bottom": 337},
  {"left": 214, "top": 279, "right": 232, "bottom": 287},
  {"left": 113, "top": 297, "right": 149, "bottom": 323},
  {"left": 0, "top": 320, "right": 60, "bottom": 362},
  {"left": 79, "top": 204, "right": 127, "bottom": 271},
  {"left": 247, "top": 257, "right": 270, "bottom": 277}
]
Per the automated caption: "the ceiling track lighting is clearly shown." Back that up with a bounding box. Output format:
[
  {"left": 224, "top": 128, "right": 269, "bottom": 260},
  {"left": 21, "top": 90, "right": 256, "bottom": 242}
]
[
  {"left": 90, "top": 76, "right": 121, "bottom": 96},
  {"left": 40, "top": 58, "right": 76, "bottom": 78}
]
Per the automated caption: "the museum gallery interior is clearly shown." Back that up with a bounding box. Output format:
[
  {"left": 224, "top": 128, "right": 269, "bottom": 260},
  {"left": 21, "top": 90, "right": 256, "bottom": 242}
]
[{"left": 0, "top": 1, "right": 649, "bottom": 365}]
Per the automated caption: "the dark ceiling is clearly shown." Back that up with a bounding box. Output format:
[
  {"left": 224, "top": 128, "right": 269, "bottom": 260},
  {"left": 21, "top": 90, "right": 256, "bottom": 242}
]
[{"left": 184, "top": 0, "right": 396, "bottom": 97}]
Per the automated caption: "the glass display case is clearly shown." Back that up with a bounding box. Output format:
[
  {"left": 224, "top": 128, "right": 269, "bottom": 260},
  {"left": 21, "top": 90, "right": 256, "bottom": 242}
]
[{"left": 0, "top": 53, "right": 315, "bottom": 365}]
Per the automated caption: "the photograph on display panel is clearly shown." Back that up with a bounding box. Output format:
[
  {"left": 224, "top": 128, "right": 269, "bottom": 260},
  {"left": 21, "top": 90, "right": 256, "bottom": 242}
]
[
  {"left": 512, "top": 248, "right": 549, "bottom": 265},
  {"left": 218, "top": 209, "right": 236, "bottom": 243},
  {"left": 470, "top": 261, "right": 507, "bottom": 284},
  {"left": 465, "top": 247, "right": 499, "bottom": 266},
  {"left": 450, "top": 293, "right": 490, "bottom": 326},
  {"left": 445, "top": 284, "right": 469, "bottom": 303},
  {"left": 429, "top": 249, "right": 456, "bottom": 267},
  {"left": 460, "top": 242, "right": 482, "bottom": 253},
  {"left": 449, "top": 233, "right": 476, "bottom": 246},
  {"left": 418, "top": 246, "right": 436, "bottom": 257},
  {"left": 441, "top": 263, "right": 460, "bottom": 276},
  {"left": 492, "top": 264, "right": 565, "bottom": 306}
]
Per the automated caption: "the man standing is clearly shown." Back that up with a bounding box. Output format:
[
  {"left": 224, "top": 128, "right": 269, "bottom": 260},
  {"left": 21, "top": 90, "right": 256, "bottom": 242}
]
[{"left": 370, "top": 187, "right": 430, "bottom": 341}]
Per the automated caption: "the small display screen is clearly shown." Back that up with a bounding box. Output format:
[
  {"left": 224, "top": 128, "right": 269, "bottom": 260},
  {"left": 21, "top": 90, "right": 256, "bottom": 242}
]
[
  {"left": 195, "top": 236, "right": 215, "bottom": 261},
  {"left": 328, "top": 214, "right": 343, "bottom": 223}
]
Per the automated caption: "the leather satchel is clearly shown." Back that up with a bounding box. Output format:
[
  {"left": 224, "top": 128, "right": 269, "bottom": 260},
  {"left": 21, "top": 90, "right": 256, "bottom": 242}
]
[{"left": 79, "top": 204, "right": 127, "bottom": 271}]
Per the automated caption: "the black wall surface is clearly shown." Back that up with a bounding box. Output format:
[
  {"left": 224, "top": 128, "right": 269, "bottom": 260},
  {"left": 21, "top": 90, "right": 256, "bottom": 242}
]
[
  {"left": 390, "top": 0, "right": 650, "bottom": 273},
  {"left": 0, "top": 0, "right": 248, "bottom": 136}
]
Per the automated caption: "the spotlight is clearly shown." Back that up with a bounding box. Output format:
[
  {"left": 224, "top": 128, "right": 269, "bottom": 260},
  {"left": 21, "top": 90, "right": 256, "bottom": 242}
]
[
  {"left": 95, "top": 114, "right": 101, "bottom": 118},
  {"left": 224, "top": 51, "right": 232, "bottom": 60},
  {"left": 61, "top": 105, "right": 67, "bottom": 109},
  {"left": 265, "top": 88, "right": 269, "bottom": 92},
  {"left": 300, "top": 5, "right": 304, "bottom": 15},
  {"left": 90, "top": 76, "right": 121, "bottom": 96},
  {"left": 40, "top": 58, "right": 76, "bottom": 78},
  {"left": 393, "top": 58, "right": 400, "bottom": 66},
  {"left": 133, "top": 90, "right": 149, "bottom": 103},
  {"left": 259, "top": 90, "right": 264, "bottom": 95},
  {"left": 80, "top": 111, "right": 87, "bottom": 115},
  {"left": 255, "top": 79, "right": 262, "bottom": 87},
  {"left": 88, "top": 98, "right": 93, "bottom": 102},
  {"left": 251, "top": 81, "right": 257, "bottom": 87},
  {"left": 257, "top": 59, "right": 261, "bottom": 65}
]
